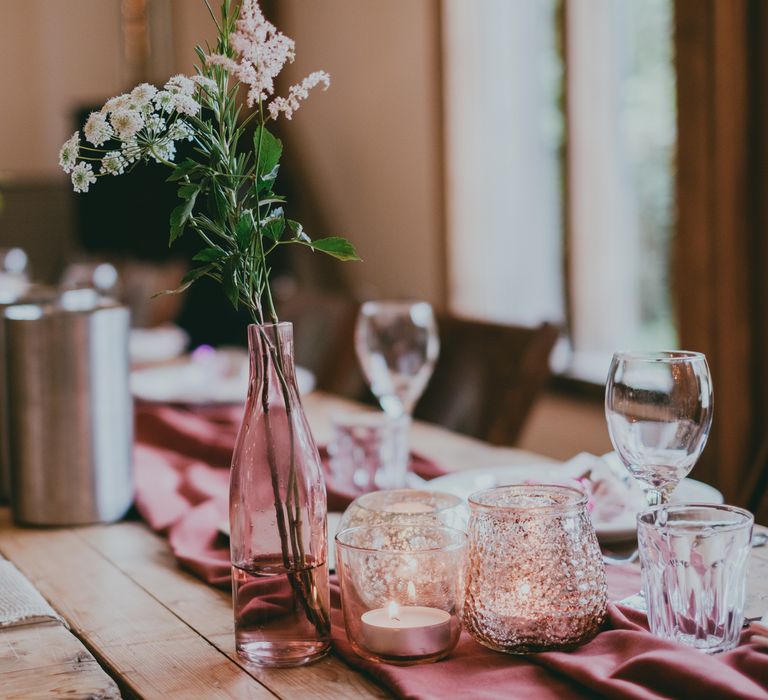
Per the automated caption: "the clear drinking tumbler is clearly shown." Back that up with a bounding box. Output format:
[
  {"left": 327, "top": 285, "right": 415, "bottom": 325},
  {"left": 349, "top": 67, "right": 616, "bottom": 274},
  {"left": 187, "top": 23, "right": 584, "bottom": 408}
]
[
  {"left": 637, "top": 504, "right": 753, "bottom": 653},
  {"left": 328, "top": 411, "right": 410, "bottom": 492}
]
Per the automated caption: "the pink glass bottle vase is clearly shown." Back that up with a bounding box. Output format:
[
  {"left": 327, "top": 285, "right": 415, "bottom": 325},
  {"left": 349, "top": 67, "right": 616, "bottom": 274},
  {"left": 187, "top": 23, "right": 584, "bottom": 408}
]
[{"left": 230, "top": 322, "right": 331, "bottom": 667}]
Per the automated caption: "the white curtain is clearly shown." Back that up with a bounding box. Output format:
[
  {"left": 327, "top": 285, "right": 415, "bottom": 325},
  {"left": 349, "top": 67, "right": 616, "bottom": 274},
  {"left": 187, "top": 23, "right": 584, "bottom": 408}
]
[{"left": 442, "top": 0, "right": 564, "bottom": 327}]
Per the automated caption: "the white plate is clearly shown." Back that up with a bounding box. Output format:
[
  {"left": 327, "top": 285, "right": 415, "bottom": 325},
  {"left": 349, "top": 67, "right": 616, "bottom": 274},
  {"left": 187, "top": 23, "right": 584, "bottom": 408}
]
[
  {"left": 131, "top": 347, "right": 316, "bottom": 404},
  {"left": 130, "top": 324, "right": 189, "bottom": 365},
  {"left": 425, "top": 463, "right": 724, "bottom": 543}
]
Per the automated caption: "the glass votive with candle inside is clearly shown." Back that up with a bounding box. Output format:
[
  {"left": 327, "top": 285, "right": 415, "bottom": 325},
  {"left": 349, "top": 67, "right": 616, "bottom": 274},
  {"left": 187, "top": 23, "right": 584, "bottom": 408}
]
[
  {"left": 337, "top": 489, "right": 469, "bottom": 534},
  {"left": 335, "top": 524, "right": 467, "bottom": 665},
  {"left": 463, "top": 484, "right": 608, "bottom": 654}
]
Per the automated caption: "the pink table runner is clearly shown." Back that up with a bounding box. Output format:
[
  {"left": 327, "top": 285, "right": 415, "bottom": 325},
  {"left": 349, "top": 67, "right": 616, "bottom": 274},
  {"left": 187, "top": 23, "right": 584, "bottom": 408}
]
[{"left": 134, "top": 402, "right": 768, "bottom": 700}]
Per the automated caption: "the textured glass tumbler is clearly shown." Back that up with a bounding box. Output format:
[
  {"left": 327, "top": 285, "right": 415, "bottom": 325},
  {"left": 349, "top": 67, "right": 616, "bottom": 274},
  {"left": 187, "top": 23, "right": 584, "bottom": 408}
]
[
  {"left": 464, "top": 485, "right": 608, "bottom": 654},
  {"left": 335, "top": 525, "right": 467, "bottom": 665},
  {"left": 637, "top": 504, "right": 753, "bottom": 653},
  {"left": 328, "top": 412, "right": 411, "bottom": 492}
]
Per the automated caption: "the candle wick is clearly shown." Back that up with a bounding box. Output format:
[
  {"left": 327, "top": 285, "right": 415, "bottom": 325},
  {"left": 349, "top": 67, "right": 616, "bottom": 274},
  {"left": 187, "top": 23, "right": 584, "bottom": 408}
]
[{"left": 392, "top": 615, "right": 401, "bottom": 622}]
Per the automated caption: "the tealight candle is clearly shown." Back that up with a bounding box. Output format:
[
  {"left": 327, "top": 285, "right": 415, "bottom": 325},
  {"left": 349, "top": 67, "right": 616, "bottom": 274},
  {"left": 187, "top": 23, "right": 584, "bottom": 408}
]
[{"left": 361, "top": 601, "right": 451, "bottom": 657}]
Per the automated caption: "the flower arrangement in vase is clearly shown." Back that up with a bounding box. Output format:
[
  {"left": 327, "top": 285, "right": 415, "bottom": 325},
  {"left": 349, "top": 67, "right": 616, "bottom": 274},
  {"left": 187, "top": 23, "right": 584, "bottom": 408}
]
[{"left": 59, "top": 0, "right": 358, "bottom": 667}]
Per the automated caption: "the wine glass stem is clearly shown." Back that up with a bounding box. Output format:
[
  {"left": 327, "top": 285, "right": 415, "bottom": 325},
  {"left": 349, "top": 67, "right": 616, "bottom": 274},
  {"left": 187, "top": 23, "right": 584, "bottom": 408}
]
[{"left": 645, "top": 488, "right": 666, "bottom": 507}]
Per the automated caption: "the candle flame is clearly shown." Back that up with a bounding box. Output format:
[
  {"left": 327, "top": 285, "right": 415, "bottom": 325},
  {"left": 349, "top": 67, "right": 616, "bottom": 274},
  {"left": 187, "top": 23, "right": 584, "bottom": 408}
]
[
  {"left": 387, "top": 601, "right": 401, "bottom": 621},
  {"left": 407, "top": 580, "right": 416, "bottom": 602}
]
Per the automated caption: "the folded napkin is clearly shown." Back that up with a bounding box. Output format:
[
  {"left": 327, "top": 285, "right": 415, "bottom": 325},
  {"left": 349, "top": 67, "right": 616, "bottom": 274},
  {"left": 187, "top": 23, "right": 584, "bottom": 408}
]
[
  {"left": 134, "top": 401, "right": 442, "bottom": 587},
  {"left": 134, "top": 403, "right": 768, "bottom": 700},
  {"left": 0, "top": 558, "right": 66, "bottom": 629},
  {"left": 545, "top": 452, "right": 647, "bottom": 525}
]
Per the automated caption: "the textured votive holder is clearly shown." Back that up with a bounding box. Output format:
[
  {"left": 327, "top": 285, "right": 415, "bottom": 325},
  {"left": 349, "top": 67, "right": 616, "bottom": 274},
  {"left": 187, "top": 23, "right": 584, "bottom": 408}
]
[
  {"left": 463, "top": 484, "right": 608, "bottom": 654},
  {"left": 335, "top": 524, "right": 467, "bottom": 665},
  {"left": 337, "top": 488, "right": 469, "bottom": 533}
]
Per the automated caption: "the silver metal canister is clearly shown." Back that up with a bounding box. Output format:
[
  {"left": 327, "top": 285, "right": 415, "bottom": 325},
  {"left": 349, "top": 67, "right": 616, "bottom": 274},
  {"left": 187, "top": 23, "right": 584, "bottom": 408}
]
[
  {"left": 0, "top": 285, "right": 59, "bottom": 503},
  {"left": 4, "top": 291, "right": 133, "bottom": 525}
]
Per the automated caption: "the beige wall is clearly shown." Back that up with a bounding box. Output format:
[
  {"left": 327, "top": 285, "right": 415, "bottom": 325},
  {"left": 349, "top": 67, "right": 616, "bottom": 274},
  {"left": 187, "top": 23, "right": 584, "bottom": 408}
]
[
  {"left": 168, "top": 0, "right": 215, "bottom": 76},
  {"left": 278, "top": 0, "right": 445, "bottom": 304},
  {"left": 0, "top": 0, "right": 123, "bottom": 180}
]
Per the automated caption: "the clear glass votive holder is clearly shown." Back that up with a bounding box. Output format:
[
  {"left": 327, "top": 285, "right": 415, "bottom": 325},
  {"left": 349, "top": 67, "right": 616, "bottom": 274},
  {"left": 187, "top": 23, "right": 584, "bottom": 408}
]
[
  {"left": 463, "top": 485, "right": 608, "bottom": 654},
  {"left": 335, "top": 524, "right": 467, "bottom": 665},
  {"left": 637, "top": 503, "right": 753, "bottom": 653},
  {"left": 338, "top": 489, "right": 469, "bottom": 532},
  {"left": 328, "top": 411, "right": 410, "bottom": 492}
]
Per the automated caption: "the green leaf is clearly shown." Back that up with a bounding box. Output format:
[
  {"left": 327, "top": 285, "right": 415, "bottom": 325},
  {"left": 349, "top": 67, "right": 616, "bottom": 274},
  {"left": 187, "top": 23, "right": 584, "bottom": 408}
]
[
  {"left": 167, "top": 158, "right": 202, "bottom": 182},
  {"left": 151, "top": 264, "right": 211, "bottom": 297},
  {"left": 261, "top": 208, "right": 285, "bottom": 242},
  {"left": 254, "top": 126, "right": 282, "bottom": 180},
  {"left": 261, "top": 164, "right": 280, "bottom": 183},
  {"left": 180, "top": 264, "right": 212, "bottom": 285},
  {"left": 209, "top": 183, "right": 229, "bottom": 223},
  {"left": 221, "top": 257, "right": 240, "bottom": 308},
  {"left": 286, "top": 219, "right": 311, "bottom": 243},
  {"left": 235, "top": 211, "right": 253, "bottom": 251},
  {"left": 304, "top": 236, "right": 360, "bottom": 261},
  {"left": 192, "top": 247, "right": 226, "bottom": 263},
  {"left": 177, "top": 183, "right": 200, "bottom": 199},
  {"left": 169, "top": 187, "right": 199, "bottom": 244}
]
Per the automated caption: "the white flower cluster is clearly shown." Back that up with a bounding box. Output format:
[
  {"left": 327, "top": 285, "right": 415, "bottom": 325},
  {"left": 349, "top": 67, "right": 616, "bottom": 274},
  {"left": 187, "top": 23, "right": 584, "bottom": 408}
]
[
  {"left": 205, "top": 0, "right": 329, "bottom": 119},
  {"left": 58, "top": 131, "right": 80, "bottom": 173},
  {"left": 101, "top": 151, "right": 127, "bottom": 176},
  {"left": 59, "top": 75, "right": 206, "bottom": 192},
  {"left": 71, "top": 163, "right": 97, "bottom": 193},
  {"left": 83, "top": 112, "right": 113, "bottom": 147}
]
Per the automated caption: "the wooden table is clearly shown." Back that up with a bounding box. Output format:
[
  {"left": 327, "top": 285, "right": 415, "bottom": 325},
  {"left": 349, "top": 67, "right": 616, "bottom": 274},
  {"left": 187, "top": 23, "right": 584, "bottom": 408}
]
[{"left": 0, "top": 392, "right": 766, "bottom": 699}]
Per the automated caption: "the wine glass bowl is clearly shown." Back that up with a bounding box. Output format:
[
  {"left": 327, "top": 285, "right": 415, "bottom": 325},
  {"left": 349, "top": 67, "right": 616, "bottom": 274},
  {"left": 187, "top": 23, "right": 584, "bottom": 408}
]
[
  {"left": 605, "top": 350, "right": 713, "bottom": 506},
  {"left": 354, "top": 300, "right": 440, "bottom": 418}
]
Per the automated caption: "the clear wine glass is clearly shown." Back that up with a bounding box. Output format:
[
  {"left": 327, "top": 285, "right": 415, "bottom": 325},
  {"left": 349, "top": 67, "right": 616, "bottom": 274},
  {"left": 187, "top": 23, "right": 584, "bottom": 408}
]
[
  {"left": 605, "top": 350, "right": 713, "bottom": 507},
  {"left": 354, "top": 300, "right": 440, "bottom": 419}
]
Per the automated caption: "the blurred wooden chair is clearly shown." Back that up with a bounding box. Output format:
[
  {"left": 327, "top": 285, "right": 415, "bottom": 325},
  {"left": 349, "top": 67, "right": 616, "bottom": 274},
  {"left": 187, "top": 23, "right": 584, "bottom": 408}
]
[
  {"left": 413, "top": 316, "right": 559, "bottom": 446},
  {"left": 742, "top": 438, "right": 768, "bottom": 523},
  {"left": 275, "top": 288, "right": 360, "bottom": 394}
]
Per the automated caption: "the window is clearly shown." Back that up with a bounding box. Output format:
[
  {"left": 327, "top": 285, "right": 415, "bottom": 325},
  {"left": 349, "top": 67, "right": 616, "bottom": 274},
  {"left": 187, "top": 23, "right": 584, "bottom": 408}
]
[{"left": 443, "top": 0, "right": 677, "bottom": 383}]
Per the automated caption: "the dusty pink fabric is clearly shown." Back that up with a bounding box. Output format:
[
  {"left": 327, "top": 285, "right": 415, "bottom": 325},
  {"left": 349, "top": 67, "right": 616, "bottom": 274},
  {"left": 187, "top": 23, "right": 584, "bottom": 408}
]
[
  {"left": 134, "top": 402, "right": 768, "bottom": 700},
  {"left": 330, "top": 589, "right": 768, "bottom": 700},
  {"left": 134, "top": 401, "right": 443, "bottom": 585}
]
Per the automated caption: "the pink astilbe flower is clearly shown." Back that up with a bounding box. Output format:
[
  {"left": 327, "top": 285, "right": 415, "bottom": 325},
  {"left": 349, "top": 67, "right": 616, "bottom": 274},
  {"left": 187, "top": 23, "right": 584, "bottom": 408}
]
[
  {"left": 205, "top": 0, "right": 326, "bottom": 116},
  {"left": 206, "top": 0, "right": 295, "bottom": 107},
  {"left": 268, "top": 71, "right": 330, "bottom": 120}
]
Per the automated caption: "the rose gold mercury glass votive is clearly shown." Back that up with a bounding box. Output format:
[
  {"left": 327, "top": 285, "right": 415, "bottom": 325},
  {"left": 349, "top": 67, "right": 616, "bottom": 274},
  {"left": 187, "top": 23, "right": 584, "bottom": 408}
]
[{"left": 463, "top": 485, "right": 607, "bottom": 654}]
